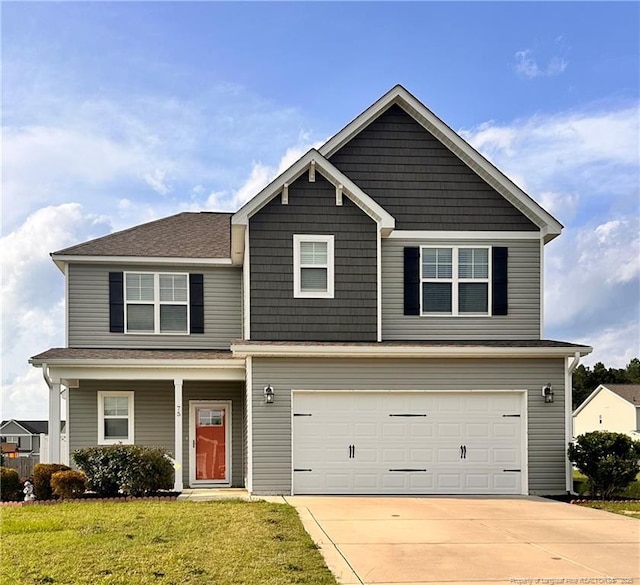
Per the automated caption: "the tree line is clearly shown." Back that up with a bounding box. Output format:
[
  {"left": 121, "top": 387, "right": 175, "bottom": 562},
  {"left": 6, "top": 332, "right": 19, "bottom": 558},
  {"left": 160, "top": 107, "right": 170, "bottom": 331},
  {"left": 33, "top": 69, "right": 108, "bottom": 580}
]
[{"left": 572, "top": 358, "right": 640, "bottom": 409}]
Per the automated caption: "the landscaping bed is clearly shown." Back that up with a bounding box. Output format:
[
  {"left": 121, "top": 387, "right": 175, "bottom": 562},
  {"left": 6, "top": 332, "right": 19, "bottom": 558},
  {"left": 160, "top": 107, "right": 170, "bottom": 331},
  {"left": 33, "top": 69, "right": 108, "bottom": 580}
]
[{"left": 0, "top": 500, "right": 338, "bottom": 585}]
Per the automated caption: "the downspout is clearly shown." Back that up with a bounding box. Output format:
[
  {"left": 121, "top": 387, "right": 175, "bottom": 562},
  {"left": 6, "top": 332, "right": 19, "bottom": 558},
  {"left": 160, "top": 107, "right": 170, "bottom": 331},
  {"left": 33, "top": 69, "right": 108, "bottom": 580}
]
[
  {"left": 565, "top": 351, "right": 581, "bottom": 494},
  {"left": 42, "top": 363, "right": 53, "bottom": 390}
]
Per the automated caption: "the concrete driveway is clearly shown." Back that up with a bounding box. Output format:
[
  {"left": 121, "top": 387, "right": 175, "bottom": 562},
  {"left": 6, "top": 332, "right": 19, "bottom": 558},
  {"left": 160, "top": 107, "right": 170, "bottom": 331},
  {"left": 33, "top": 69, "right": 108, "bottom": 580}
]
[{"left": 285, "top": 495, "right": 639, "bottom": 585}]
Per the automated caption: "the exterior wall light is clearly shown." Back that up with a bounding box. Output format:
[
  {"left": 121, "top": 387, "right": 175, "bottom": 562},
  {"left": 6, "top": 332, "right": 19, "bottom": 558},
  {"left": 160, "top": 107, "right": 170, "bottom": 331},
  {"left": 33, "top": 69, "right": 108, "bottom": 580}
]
[
  {"left": 264, "top": 384, "right": 274, "bottom": 404},
  {"left": 542, "top": 383, "right": 554, "bottom": 404}
]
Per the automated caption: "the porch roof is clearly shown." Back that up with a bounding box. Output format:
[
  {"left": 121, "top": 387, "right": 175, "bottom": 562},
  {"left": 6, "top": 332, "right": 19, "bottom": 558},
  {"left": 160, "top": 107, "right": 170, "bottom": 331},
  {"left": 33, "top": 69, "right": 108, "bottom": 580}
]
[
  {"left": 30, "top": 348, "right": 236, "bottom": 364},
  {"left": 29, "top": 348, "right": 245, "bottom": 382}
]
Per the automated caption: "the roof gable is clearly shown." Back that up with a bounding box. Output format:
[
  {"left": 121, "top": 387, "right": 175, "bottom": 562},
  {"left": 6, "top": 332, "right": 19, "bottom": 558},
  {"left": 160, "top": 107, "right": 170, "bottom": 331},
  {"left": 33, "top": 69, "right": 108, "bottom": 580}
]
[
  {"left": 320, "top": 85, "right": 563, "bottom": 242},
  {"left": 573, "top": 384, "right": 640, "bottom": 417},
  {"left": 231, "top": 149, "right": 395, "bottom": 262},
  {"left": 52, "top": 212, "right": 233, "bottom": 266},
  {"left": 1, "top": 420, "right": 47, "bottom": 435}
]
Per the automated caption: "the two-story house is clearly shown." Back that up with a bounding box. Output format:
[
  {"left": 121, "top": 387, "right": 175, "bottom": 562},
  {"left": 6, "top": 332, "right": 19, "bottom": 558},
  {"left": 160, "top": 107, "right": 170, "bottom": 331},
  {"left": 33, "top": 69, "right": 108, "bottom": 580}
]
[{"left": 30, "top": 85, "right": 591, "bottom": 496}]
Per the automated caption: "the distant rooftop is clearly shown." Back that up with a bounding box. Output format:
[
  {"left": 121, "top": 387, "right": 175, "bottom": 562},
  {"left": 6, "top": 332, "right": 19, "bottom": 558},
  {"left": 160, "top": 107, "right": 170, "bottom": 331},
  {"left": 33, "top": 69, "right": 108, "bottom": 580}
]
[{"left": 603, "top": 384, "right": 640, "bottom": 406}]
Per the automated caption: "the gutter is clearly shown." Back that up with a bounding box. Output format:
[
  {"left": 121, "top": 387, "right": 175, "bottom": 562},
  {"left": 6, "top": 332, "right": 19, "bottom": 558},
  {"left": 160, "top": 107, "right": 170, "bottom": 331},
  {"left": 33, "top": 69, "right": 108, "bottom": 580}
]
[
  {"left": 41, "top": 362, "right": 53, "bottom": 390},
  {"left": 565, "top": 351, "right": 582, "bottom": 495}
]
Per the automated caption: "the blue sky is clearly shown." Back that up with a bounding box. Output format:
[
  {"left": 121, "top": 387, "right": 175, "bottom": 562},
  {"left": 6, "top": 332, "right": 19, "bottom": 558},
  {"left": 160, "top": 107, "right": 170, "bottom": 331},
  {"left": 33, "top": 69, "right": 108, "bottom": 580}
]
[{"left": 2, "top": 2, "right": 639, "bottom": 419}]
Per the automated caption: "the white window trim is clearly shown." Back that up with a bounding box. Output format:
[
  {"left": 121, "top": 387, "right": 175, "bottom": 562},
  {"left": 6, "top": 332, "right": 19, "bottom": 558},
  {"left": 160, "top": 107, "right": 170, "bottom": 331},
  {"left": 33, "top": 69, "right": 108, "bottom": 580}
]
[
  {"left": 124, "top": 271, "right": 190, "bottom": 335},
  {"left": 293, "top": 235, "right": 335, "bottom": 299},
  {"left": 420, "top": 246, "right": 492, "bottom": 317},
  {"left": 98, "top": 391, "right": 135, "bottom": 445}
]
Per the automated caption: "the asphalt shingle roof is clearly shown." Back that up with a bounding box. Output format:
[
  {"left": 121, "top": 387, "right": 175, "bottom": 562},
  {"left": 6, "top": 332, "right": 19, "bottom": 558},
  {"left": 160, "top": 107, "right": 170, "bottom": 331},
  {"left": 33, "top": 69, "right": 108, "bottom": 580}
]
[
  {"left": 603, "top": 384, "right": 640, "bottom": 406},
  {"left": 53, "top": 212, "right": 232, "bottom": 258},
  {"left": 30, "top": 348, "right": 236, "bottom": 362}
]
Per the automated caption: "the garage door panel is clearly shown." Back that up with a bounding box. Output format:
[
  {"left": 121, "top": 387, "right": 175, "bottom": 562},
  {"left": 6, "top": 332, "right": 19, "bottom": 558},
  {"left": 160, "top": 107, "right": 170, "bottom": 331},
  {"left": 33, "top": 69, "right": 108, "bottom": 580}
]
[{"left": 292, "top": 392, "right": 523, "bottom": 495}]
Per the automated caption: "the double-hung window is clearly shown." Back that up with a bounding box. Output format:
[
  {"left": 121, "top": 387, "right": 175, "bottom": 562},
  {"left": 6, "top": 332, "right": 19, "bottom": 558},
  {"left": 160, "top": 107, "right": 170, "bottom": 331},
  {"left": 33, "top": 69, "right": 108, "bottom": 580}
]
[
  {"left": 125, "top": 272, "right": 189, "bottom": 333},
  {"left": 98, "top": 391, "right": 134, "bottom": 444},
  {"left": 421, "top": 246, "right": 490, "bottom": 315},
  {"left": 293, "top": 235, "right": 335, "bottom": 298}
]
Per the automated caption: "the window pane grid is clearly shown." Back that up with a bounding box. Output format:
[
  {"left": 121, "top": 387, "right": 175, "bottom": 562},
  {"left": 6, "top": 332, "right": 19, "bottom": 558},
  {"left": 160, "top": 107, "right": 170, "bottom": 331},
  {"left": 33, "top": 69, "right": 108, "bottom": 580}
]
[
  {"left": 125, "top": 273, "right": 189, "bottom": 333},
  {"left": 421, "top": 247, "right": 490, "bottom": 315}
]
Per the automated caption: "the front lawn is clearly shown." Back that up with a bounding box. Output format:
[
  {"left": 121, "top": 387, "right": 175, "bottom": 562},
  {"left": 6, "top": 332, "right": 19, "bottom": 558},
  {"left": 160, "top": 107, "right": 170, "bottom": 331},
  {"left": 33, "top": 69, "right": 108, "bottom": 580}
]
[
  {"left": 578, "top": 501, "right": 640, "bottom": 517},
  {"left": 0, "top": 500, "right": 338, "bottom": 585}
]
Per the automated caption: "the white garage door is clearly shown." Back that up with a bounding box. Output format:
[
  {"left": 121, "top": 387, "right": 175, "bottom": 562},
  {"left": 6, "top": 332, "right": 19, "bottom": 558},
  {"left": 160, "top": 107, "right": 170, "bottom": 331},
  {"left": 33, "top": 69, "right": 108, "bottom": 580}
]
[{"left": 292, "top": 392, "right": 524, "bottom": 495}]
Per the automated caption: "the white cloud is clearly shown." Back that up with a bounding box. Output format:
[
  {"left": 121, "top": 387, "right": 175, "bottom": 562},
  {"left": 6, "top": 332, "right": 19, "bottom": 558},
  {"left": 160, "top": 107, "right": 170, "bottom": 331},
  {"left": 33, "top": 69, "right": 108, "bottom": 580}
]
[
  {"left": 461, "top": 106, "right": 640, "bottom": 202},
  {"left": 1, "top": 204, "right": 111, "bottom": 420},
  {"left": 514, "top": 49, "right": 568, "bottom": 79}
]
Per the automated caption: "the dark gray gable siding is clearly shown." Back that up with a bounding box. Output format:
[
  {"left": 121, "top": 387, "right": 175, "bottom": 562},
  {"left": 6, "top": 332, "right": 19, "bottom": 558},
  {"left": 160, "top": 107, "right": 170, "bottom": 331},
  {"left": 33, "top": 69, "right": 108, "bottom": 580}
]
[
  {"left": 329, "top": 104, "right": 539, "bottom": 231},
  {"left": 249, "top": 173, "right": 378, "bottom": 341}
]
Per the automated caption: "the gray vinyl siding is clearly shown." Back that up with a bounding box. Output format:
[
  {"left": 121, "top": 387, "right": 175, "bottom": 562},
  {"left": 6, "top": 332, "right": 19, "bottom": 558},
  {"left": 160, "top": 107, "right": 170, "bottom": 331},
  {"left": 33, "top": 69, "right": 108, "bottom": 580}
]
[
  {"left": 68, "top": 264, "right": 242, "bottom": 349},
  {"left": 1, "top": 421, "right": 31, "bottom": 438},
  {"left": 383, "top": 238, "right": 541, "bottom": 340},
  {"left": 250, "top": 358, "right": 566, "bottom": 495},
  {"left": 249, "top": 173, "right": 378, "bottom": 341},
  {"left": 68, "top": 380, "right": 244, "bottom": 488},
  {"left": 329, "top": 104, "right": 539, "bottom": 232}
]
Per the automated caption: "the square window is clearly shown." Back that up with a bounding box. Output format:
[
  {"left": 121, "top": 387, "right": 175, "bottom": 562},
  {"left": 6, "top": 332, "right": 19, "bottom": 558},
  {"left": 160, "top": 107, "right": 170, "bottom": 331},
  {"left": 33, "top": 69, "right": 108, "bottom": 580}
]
[
  {"left": 421, "top": 247, "right": 490, "bottom": 316},
  {"left": 124, "top": 272, "right": 189, "bottom": 334},
  {"left": 422, "top": 282, "right": 452, "bottom": 313}
]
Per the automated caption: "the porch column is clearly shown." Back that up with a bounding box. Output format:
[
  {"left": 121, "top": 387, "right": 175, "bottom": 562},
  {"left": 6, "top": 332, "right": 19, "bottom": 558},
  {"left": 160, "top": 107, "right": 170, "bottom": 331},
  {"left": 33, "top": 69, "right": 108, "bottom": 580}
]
[
  {"left": 174, "top": 378, "right": 184, "bottom": 492},
  {"left": 48, "top": 381, "right": 62, "bottom": 463}
]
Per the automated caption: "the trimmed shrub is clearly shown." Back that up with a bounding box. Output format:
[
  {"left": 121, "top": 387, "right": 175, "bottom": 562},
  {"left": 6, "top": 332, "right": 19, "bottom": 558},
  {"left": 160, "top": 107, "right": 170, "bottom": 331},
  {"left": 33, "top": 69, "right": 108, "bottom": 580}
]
[
  {"left": 1, "top": 467, "right": 21, "bottom": 501},
  {"left": 33, "top": 463, "right": 72, "bottom": 500},
  {"left": 73, "top": 445, "right": 174, "bottom": 497},
  {"left": 568, "top": 431, "right": 640, "bottom": 499},
  {"left": 51, "top": 470, "right": 87, "bottom": 499}
]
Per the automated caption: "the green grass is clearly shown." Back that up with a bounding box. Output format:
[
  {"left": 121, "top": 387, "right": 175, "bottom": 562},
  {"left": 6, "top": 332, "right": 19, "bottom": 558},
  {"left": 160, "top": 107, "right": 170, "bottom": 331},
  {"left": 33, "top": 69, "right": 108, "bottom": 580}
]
[
  {"left": 578, "top": 501, "right": 640, "bottom": 516},
  {"left": 0, "top": 500, "right": 339, "bottom": 585}
]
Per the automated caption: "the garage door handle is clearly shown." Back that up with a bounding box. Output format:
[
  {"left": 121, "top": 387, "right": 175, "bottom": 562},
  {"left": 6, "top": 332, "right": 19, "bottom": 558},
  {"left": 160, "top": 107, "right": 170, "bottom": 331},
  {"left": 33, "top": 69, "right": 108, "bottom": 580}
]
[
  {"left": 348, "top": 444, "right": 355, "bottom": 459},
  {"left": 389, "top": 468, "right": 427, "bottom": 472}
]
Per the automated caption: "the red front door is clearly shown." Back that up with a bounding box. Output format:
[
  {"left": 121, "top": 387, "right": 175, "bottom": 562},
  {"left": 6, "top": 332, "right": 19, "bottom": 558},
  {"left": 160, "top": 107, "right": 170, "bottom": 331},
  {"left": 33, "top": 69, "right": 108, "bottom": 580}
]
[{"left": 194, "top": 405, "right": 228, "bottom": 482}]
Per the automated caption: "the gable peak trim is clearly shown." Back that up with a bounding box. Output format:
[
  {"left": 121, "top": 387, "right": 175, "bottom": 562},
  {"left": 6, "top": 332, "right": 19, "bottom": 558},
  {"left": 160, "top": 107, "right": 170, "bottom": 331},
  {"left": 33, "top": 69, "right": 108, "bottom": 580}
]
[{"left": 319, "top": 85, "right": 563, "bottom": 243}]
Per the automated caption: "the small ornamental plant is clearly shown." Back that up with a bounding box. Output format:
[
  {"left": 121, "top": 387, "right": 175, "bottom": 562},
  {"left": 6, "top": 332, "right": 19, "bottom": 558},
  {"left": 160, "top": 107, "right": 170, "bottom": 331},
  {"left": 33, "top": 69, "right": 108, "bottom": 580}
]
[
  {"left": 73, "top": 445, "right": 174, "bottom": 497},
  {"left": 51, "top": 470, "right": 88, "bottom": 499},
  {"left": 33, "top": 464, "right": 72, "bottom": 500},
  {"left": 568, "top": 431, "right": 640, "bottom": 499},
  {"left": 0, "top": 467, "right": 21, "bottom": 501}
]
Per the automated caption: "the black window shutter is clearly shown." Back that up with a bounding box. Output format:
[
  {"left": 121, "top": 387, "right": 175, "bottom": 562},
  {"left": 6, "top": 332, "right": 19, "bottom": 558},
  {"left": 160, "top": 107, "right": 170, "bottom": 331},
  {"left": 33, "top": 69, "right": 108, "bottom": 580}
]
[
  {"left": 189, "top": 274, "right": 205, "bottom": 334},
  {"left": 403, "top": 247, "right": 420, "bottom": 316},
  {"left": 108, "top": 272, "right": 125, "bottom": 333},
  {"left": 492, "top": 247, "right": 508, "bottom": 316}
]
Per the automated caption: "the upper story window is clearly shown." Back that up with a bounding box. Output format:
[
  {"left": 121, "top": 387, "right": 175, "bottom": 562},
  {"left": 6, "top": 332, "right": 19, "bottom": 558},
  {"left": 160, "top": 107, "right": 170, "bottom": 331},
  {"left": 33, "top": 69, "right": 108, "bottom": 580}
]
[
  {"left": 125, "top": 272, "right": 189, "bottom": 334},
  {"left": 293, "top": 235, "right": 335, "bottom": 299},
  {"left": 98, "top": 391, "right": 134, "bottom": 445},
  {"left": 421, "top": 246, "right": 490, "bottom": 315}
]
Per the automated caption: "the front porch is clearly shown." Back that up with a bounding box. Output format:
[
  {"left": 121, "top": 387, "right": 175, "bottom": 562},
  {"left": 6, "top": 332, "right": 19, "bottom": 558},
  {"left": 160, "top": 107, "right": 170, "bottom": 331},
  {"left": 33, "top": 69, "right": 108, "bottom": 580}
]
[{"left": 29, "top": 348, "right": 247, "bottom": 492}]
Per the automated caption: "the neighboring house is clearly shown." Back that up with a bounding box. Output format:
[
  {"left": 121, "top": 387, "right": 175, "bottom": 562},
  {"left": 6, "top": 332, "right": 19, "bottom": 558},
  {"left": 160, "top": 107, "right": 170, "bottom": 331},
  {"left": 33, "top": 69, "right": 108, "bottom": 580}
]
[
  {"left": 30, "top": 85, "right": 591, "bottom": 496},
  {"left": 0, "top": 420, "right": 67, "bottom": 462},
  {"left": 573, "top": 384, "right": 640, "bottom": 440}
]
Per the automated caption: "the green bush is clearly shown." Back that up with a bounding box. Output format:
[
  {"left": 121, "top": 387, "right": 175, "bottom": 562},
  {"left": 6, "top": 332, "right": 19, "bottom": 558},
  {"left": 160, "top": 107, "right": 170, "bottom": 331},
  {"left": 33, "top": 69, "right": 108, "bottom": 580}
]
[
  {"left": 51, "top": 470, "right": 87, "bottom": 499},
  {"left": 33, "top": 463, "right": 71, "bottom": 500},
  {"left": 73, "top": 445, "right": 174, "bottom": 497},
  {"left": 568, "top": 431, "right": 640, "bottom": 499},
  {"left": 0, "top": 467, "right": 22, "bottom": 501}
]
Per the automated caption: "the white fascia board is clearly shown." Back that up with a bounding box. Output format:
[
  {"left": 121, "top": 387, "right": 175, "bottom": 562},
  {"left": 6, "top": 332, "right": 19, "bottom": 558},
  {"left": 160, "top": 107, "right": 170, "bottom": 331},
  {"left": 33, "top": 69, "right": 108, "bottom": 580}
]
[
  {"left": 231, "top": 149, "right": 395, "bottom": 232},
  {"left": 572, "top": 384, "right": 605, "bottom": 417},
  {"left": 319, "top": 85, "right": 563, "bottom": 242},
  {"left": 52, "top": 255, "right": 233, "bottom": 270},
  {"left": 231, "top": 343, "right": 593, "bottom": 359},
  {"left": 388, "top": 231, "right": 542, "bottom": 241},
  {"left": 34, "top": 362, "right": 246, "bottom": 382}
]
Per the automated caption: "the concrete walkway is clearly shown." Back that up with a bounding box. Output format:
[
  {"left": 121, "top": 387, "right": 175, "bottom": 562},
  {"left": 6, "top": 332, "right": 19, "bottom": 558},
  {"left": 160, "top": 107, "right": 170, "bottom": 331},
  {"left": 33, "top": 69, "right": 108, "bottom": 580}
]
[{"left": 284, "top": 495, "right": 640, "bottom": 585}]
